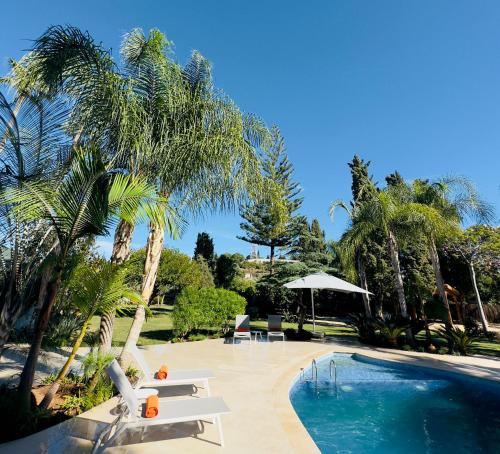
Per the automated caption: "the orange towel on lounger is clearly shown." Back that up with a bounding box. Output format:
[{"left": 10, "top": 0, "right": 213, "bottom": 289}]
[
  {"left": 145, "top": 395, "right": 159, "bottom": 418},
  {"left": 155, "top": 365, "right": 168, "bottom": 380},
  {"left": 236, "top": 327, "right": 249, "bottom": 332}
]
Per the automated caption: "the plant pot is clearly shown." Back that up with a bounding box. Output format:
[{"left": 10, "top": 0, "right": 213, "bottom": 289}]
[
  {"left": 387, "top": 337, "right": 398, "bottom": 348},
  {"left": 427, "top": 344, "right": 437, "bottom": 353}
]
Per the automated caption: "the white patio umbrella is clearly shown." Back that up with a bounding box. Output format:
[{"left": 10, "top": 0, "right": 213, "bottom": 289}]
[{"left": 283, "top": 272, "right": 372, "bottom": 331}]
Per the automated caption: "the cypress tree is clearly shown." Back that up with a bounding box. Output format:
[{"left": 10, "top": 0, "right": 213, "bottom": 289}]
[{"left": 194, "top": 232, "right": 215, "bottom": 271}]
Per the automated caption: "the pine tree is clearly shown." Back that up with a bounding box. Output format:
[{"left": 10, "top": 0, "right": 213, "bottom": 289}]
[{"left": 238, "top": 126, "right": 303, "bottom": 274}]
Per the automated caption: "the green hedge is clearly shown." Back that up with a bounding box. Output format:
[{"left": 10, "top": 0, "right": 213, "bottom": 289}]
[{"left": 173, "top": 287, "right": 247, "bottom": 337}]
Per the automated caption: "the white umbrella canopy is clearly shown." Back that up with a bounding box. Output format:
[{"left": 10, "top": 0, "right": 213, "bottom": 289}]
[{"left": 283, "top": 272, "right": 372, "bottom": 331}]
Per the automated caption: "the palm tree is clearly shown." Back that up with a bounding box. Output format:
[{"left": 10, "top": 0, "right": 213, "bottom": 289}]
[
  {"left": 25, "top": 27, "right": 265, "bottom": 355},
  {"left": 339, "top": 190, "right": 411, "bottom": 320},
  {"left": 39, "top": 260, "right": 146, "bottom": 409},
  {"left": 119, "top": 30, "right": 265, "bottom": 357},
  {"left": 1, "top": 145, "right": 160, "bottom": 409},
  {"left": 330, "top": 200, "right": 372, "bottom": 317},
  {"left": 0, "top": 90, "right": 69, "bottom": 352},
  {"left": 409, "top": 178, "right": 494, "bottom": 325}
]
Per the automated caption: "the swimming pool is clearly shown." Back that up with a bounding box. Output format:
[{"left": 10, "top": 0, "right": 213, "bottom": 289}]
[{"left": 290, "top": 353, "right": 500, "bottom": 453}]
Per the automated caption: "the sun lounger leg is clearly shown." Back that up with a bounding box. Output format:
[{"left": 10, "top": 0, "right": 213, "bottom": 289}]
[{"left": 216, "top": 415, "right": 224, "bottom": 447}]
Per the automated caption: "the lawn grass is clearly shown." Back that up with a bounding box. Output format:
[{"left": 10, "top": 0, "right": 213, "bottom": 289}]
[
  {"left": 88, "top": 305, "right": 174, "bottom": 346},
  {"left": 88, "top": 306, "right": 499, "bottom": 357},
  {"left": 88, "top": 305, "right": 357, "bottom": 346},
  {"left": 415, "top": 329, "right": 500, "bottom": 357}
]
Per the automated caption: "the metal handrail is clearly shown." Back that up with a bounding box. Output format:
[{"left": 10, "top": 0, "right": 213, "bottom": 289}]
[
  {"left": 311, "top": 358, "right": 318, "bottom": 382},
  {"left": 330, "top": 359, "right": 337, "bottom": 386}
]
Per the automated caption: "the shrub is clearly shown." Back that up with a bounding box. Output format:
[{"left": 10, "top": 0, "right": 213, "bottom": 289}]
[
  {"left": 283, "top": 328, "right": 313, "bottom": 341},
  {"left": 173, "top": 287, "right": 247, "bottom": 338},
  {"left": 346, "top": 313, "right": 378, "bottom": 344},
  {"left": 43, "top": 311, "right": 84, "bottom": 348},
  {"left": 438, "top": 325, "right": 476, "bottom": 355},
  {"left": 463, "top": 316, "right": 483, "bottom": 337}
]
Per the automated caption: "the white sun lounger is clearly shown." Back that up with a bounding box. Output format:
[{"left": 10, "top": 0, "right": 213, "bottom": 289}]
[
  {"left": 267, "top": 315, "right": 285, "bottom": 341},
  {"left": 128, "top": 344, "right": 214, "bottom": 396},
  {"left": 92, "top": 360, "right": 230, "bottom": 452},
  {"left": 233, "top": 314, "right": 251, "bottom": 342}
]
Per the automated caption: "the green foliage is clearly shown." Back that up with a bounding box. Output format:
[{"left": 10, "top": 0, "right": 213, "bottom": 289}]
[
  {"left": 441, "top": 225, "right": 500, "bottom": 305},
  {"left": 126, "top": 248, "right": 214, "bottom": 302},
  {"left": 238, "top": 126, "right": 303, "bottom": 267},
  {"left": 293, "top": 218, "right": 334, "bottom": 266},
  {"left": 375, "top": 318, "right": 409, "bottom": 342},
  {"left": 173, "top": 287, "right": 247, "bottom": 337},
  {"left": 81, "top": 350, "right": 114, "bottom": 383},
  {"left": 332, "top": 156, "right": 396, "bottom": 314},
  {"left": 215, "top": 253, "right": 241, "bottom": 288},
  {"left": 438, "top": 325, "right": 476, "bottom": 355},
  {"left": 193, "top": 232, "right": 215, "bottom": 270},
  {"left": 43, "top": 311, "right": 84, "bottom": 348}
]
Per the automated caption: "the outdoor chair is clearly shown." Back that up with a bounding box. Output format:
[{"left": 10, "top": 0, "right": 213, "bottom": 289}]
[
  {"left": 267, "top": 315, "right": 285, "bottom": 341},
  {"left": 128, "top": 344, "right": 214, "bottom": 396},
  {"left": 233, "top": 314, "right": 251, "bottom": 342},
  {"left": 93, "top": 360, "right": 230, "bottom": 452}
]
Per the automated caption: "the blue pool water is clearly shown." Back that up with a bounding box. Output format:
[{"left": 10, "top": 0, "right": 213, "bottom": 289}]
[{"left": 290, "top": 353, "right": 500, "bottom": 454}]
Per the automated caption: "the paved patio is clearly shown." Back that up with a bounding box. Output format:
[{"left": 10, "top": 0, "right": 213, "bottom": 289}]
[{"left": 2, "top": 338, "right": 499, "bottom": 453}]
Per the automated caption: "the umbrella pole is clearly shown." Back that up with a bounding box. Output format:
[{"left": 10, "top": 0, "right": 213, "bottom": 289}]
[{"left": 310, "top": 288, "right": 315, "bottom": 332}]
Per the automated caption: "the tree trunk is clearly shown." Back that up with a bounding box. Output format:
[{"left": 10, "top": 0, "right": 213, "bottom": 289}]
[
  {"left": 356, "top": 251, "right": 372, "bottom": 317},
  {"left": 269, "top": 244, "right": 275, "bottom": 275},
  {"left": 0, "top": 294, "right": 23, "bottom": 356},
  {"left": 98, "top": 220, "right": 134, "bottom": 353},
  {"left": 297, "top": 290, "right": 307, "bottom": 331},
  {"left": 121, "top": 223, "right": 164, "bottom": 360},
  {"left": 469, "top": 261, "right": 489, "bottom": 333},
  {"left": 428, "top": 238, "right": 453, "bottom": 326},
  {"left": 17, "top": 273, "right": 62, "bottom": 410},
  {"left": 40, "top": 318, "right": 89, "bottom": 409},
  {"left": 386, "top": 230, "right": 408, "bottom": 318}
]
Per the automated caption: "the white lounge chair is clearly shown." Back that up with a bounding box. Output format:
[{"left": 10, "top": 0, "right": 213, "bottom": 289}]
[
  {"left": 267, "top": 315, "right": 285, "bottom": 341},
  {"left": 93, "top": 360, "right": 230, "bottom": 452},
  {"left": 233, "top": 314, "right": 251, "bottom": 342},
  {"left": 128, "top": 344, "right": 214, "bottom": 396}
]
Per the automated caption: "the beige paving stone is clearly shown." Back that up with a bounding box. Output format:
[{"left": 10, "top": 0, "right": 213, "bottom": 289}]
[{"left": 1, "top": 338, "right": 499, "bottom": 453}]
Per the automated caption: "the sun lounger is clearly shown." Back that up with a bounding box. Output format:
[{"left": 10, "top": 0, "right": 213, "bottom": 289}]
[
  {"left": 267, "top": 315, "right": 285, "bottom": 341},
  {"left": 233, "top": 314, "right": 251, "bottom": 342},
  {"left": 92, "top": 360, "right": 230, "bottom": 452},
  {"left": 128, "top": 344, "right": 214, "bottom": 396}
]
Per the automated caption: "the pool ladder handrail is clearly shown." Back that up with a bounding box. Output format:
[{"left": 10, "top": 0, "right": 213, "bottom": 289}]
[
  {"left": 330, "top": 359, "right": 337, "bottom": 386},
  {"left": 311, "top": 358, "right": 318, "bottom": 382},
  {"left": 299, "top": 359, "right": 318, "bottom": 387}
]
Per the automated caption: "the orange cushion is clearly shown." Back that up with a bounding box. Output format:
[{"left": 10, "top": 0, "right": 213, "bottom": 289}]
[
  {"left": 145, "top": 394, "right": 159, "bottom": 418},
  {"left": 155, "top": 365, "right": 168, "bottom": 380},
  {"left": 236, "top": 327, "right": 249, "bottom": 332}
]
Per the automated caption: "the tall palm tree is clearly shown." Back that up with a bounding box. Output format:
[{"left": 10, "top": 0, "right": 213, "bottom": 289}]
[
  {"left": 39, "top": 260, "right": 146, "bottom": 409},
  {"left": 408, "top": 178, "right": 494, "bottom": 325},
  {"left": 24, "top": 27, "right": 264, "bottom": 354},
  {"left": 339, "top": 190, "right": 411, "bottom": 320},
  {"left": 23, "top": 26, "right": 171, "bottom": 352},
  {"left": 118, "top": 30, "right": 265, "bottom": 356},
  {"left": 330, "top": 200, "right": 372, "bottom": 317},
  {"left": 1, "top": 145, "right": 160, "bottom": 409}
]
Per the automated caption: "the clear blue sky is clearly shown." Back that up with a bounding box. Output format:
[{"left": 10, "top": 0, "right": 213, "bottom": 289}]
[{"left": 2, "top": 0, "right": 499, "bottom": 258}]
